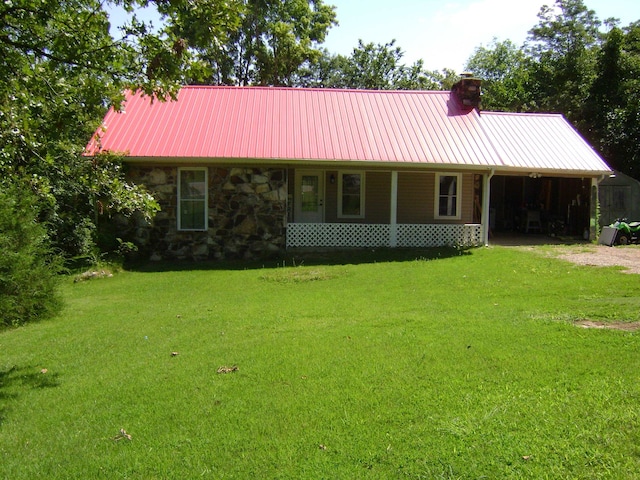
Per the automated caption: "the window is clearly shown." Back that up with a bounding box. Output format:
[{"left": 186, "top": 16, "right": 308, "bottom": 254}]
[
  {"left": 178, "top": 168, "right": 207, "bottom": 230},
  {"left": 338, "top": 172, "right": 365, "bottom": 218},
  {"left": 435, "top": 173, "right": 461, "bottom": 219}
]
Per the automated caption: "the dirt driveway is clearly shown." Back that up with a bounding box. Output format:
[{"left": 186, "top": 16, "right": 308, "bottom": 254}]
[
  {"left": 551, "top": 244, "right": 640, "bottom": 274},
  {"left": 493, "top": 235, "right": 640, "bottom": 274}
]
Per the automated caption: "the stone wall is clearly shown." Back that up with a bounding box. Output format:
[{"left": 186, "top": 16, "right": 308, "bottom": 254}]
[{"left": 123, "top": 165, "right": 287, "bottom": 261}]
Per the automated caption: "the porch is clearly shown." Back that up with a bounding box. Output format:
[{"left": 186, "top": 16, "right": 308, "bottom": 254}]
[
  {"left": 286, "top": 168, "right": 491, "bottom": 250},
  {"left": 286, "top": 223, "right": 483, "bottom": 248}
]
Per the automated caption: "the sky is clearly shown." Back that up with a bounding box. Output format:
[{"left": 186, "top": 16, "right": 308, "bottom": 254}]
[
  {"left": 110, "top": 0, "right": 639, "bottom": 73},
  {"left": 321, "top": 0, "right": 639, "bottom": 72}
]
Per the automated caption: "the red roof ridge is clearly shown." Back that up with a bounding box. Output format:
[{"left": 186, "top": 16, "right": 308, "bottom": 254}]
[
  {"left": 178, "top": 84, "right": 447, "bottom": 95},
  {"left": 481, "top": 110, "right": 564, "bottom": 118}
]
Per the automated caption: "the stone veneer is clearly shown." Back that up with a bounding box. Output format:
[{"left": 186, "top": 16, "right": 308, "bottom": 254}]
[{"left": 123, "top": 166, "right": 287, "bottom": 260}]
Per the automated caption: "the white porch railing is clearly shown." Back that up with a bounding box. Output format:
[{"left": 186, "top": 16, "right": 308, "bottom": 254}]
[{"left": 286, "top": 223, "right": 483, "bottom": 248}]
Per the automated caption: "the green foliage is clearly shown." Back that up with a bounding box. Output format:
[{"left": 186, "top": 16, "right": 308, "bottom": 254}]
[
  {"left": 1, "top": 247, "right": 639, "bottom": 477},
  {"left": 0, "top": 181, "right": 62, "bottom": 327},
  {"left": 587, "top": 23, "right": 640, "bottom": 177},
  {"left": 468, "top": 0, "right": 603, "bottom": 121},
  {"left": 192, "top": 0, "right": 337, "bottom": 86},
  {"left": 465, "top": 39, "right": 533, "bottom": 111},
  {"left": 0, "top": 0, "right": 234, "bottom": 258},
  {"left": 340, "top": 40, "right": 441, "bottom": 90},
  {"left": 295, "top": 40, "right": 455, "bottom": 90},
  {"left": 526, "top": 0, "right": 601, "bottom": 123},
  {"left": 90, "top": 153, "right": 160, "bottom": 222}
]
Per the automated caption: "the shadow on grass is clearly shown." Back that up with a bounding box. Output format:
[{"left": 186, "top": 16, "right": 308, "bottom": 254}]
[
  {"left": 124, "top": 246, "right": 475, "bottom": 273},
  {"left": 0, "top": 365, "right": 60, "bottom": 426}
]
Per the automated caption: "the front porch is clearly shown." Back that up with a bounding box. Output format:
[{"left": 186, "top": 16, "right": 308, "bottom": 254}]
[
  {"left": 286, "top": 223, "right": 483, "bottom": 248},
  {"left": 286, "top": 168, "right": 492, "bottom": 250}
]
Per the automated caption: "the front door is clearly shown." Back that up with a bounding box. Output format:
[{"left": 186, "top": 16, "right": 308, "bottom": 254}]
[{"left": 295, "top": 170, "right": 324, "bottom": 223}]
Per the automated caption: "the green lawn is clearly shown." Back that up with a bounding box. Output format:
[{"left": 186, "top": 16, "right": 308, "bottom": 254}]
[{"left": 1, "top": 246, "right": 639, "bottom": 479}]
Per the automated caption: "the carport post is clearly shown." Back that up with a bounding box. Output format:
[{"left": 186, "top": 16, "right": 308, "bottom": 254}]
[{"left": 590, "top": 177, "right": 599, "bottom": 241}]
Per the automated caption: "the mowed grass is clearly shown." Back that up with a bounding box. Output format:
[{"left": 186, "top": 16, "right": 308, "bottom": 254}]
[{"left": 1, "top": 246, "right": 640, "bottom": 479}]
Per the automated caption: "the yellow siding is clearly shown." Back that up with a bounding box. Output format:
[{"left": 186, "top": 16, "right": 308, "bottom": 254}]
[
  {"left": 295, "top": 169, "right": 476, "bottom": 225},
  {"left": 365, "top": 171, "right": 391, "bottom": 223},
  {"left": 460, "top": 174, "right": 475, "bottom": 223},
  {"left": 324, "top": 171, "right": 339, "bottom": 222},
  {"left": 397, "top": 172, "right": 475, "bottom": 224},
  {"left": 397, "top": 172, "right": 433, "bottom": 223}
]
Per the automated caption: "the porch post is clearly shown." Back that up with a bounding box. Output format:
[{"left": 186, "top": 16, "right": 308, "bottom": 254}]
[
  {"left": 390, "top": 171, "right": 398, "bottom": 247},
  {"left": 481, "top": 170, "right": 494, "bottom": 246}
]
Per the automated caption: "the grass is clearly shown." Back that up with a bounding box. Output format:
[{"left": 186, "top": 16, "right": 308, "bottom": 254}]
[{"left": 1, "top": 246, "right": 639, "bottom": 479}]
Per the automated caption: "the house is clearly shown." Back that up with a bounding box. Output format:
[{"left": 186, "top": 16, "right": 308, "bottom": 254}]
[{"left": 86, "top": 81, "right": 612, "bottom": 260}]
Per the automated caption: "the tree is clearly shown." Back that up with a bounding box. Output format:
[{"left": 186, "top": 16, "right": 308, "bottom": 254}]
[
  {"left": 0, "top": 180, "right": 62, "bottom": 326},
  {"left": 192, "top": 0, "right": 337, "bottom": 86},
  {"left": 465, "top": 39, "right": 533, "bottom": 111},
  {"left": 294, "top": 40, "right": 449, "bottom": 90},
  {"left": 525, "top": 0, "right": 602, "bottom": 122},
  {"left": 587, "top": 23, "right": 640, "bottom": 177},
  {"left": 292, "top": 48, "right": 350, "bottom": 88},
  {"left": 339, "top": 40, "right": 446, "bottom": 90},
  {"left": 0, "top": 0, "right": 241, "bottom": 257}
]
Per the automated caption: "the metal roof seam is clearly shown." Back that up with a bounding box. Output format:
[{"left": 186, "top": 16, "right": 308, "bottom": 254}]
[
  {"left": 308, "top": 92, "right": 321, "bottom": 159},
  {"left": 382, "top": 92, "right": 406, "bottom": 162},
  {"left": 340, "top": 92, "right": 357, "bottom": 160},
  {"left": 359, "top": 91, "right": 379, "bottom": 160},
  {"left": 322, "top": 91, "right": 336, "bottom": 160},
  {"left": 451, "top": 110, "right": 479, "bottom": 165},
  {"left": 338, "top": 91, "right": 356, "bottom": 160},
  {"left": 399, "top": 94, "right": 421, "bottom": 162},
  {"left": 478, "top": 113, "right": 518, "bottom": 168},
  {"left": 419, "top": 95, "right": 446, "bottom": 164},
  {"left": 408, "top": 94, "right": 431, "bottom": 162},
  {"left": 351, "top": 92, "right": 370, "bottom": 160}
]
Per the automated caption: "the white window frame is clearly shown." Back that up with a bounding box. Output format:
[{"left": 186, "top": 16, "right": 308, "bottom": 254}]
[
  {"left": 434, "top": 173, "right": 462, "bottom": 220},
  {"left": 178, "top": 167, "right": 208, "bottom": 231},
  {"left": 338, "top": 171, "right": 365, "bottom": 219}
]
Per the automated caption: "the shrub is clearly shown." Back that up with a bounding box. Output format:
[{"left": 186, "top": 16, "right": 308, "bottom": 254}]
[{"left": 0, "top": 181, "right": 63, "bottom": 326}]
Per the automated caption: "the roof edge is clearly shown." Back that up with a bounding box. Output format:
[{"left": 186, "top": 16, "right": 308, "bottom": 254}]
[
  {"left": 113, "top": 156, "right": 611, "bottom": 176},
  {"left": 175, "top": 85, "right": 448, "bottom": 95},
  {"left": 117, "top": 156, "right": 499, "bottom": 170}
]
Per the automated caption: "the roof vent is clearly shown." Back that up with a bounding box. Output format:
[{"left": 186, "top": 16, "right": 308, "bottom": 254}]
[{"left": 451, "top": 73, "right": 481, "bottom": 110}]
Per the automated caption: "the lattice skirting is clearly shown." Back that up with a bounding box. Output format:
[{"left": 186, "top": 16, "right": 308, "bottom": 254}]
[
  {"left": 286, "top": 223, "right": 483, "bottom": 248},
  {"left": 396, "top": 224, "right": 483, "bottom": 247}
]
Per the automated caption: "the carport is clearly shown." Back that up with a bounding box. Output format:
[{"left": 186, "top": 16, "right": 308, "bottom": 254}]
[
  {"left": 478, "top": 111, "right": 611, "bottom": 242},
  {"left": 489, "top": 175, "right": 592, "bottom": 237}
]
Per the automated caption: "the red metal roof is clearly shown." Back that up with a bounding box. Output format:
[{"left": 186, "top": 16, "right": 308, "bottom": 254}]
[
  {"left": 86, "top": 86, "right": 502, "bottom": 167},
  {"left": 86, "top": 86, "right": 611, "bottom": 175},
  {"left": 480, "top": 111, "right": 611, "bottom": 174}
]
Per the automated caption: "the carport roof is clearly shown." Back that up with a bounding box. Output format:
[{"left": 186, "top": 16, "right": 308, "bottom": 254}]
[
  {"left": 86, "top": 86, "right": 612, "bottom": 176},
  {"left": 480, "top": 111, "right": 611, "bottom": 175}
]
